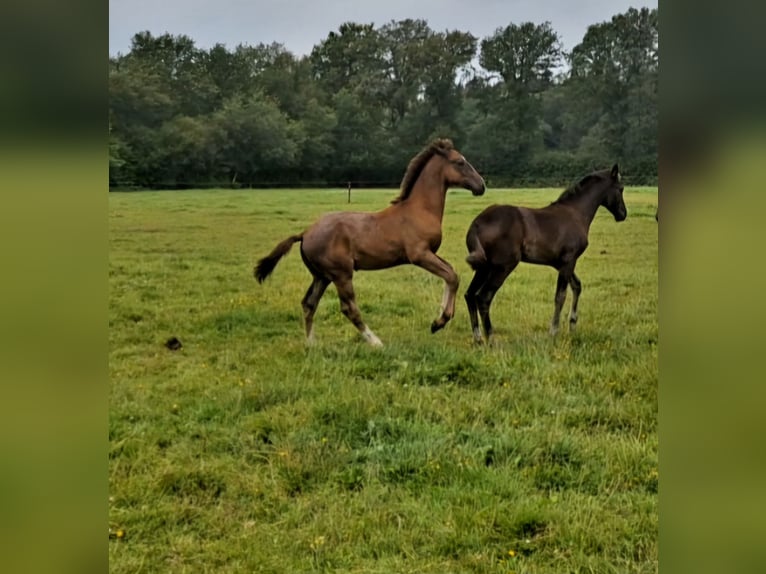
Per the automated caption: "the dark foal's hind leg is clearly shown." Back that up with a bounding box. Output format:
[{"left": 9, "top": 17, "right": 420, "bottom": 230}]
[
  {"left": 333, "top": 274, "right": 383, "bottom": 347},
  {"left": 568, "top": 272, "right": 582, "bottom": 331},
  {"left": 476, "top": 264, "right": 514, "bottom": 344},
  {"left": 464, "top": 266, "right": 490, "bottom": 344},
  {"left": 301, "top": 275, "right": 330, "bottom": 343}
]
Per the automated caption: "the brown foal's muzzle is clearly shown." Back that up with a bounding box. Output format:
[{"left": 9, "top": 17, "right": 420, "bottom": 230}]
[{"left": 469, "top": 177, "right": 486, "bottom": 196}]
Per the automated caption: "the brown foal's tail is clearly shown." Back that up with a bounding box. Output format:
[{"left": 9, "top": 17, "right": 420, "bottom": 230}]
[
  {"left": 254, "top": 233, "right": 303, "bottom": 283},
  {"left": 465, "top": 223, "right": 487, "bottom": 270}
]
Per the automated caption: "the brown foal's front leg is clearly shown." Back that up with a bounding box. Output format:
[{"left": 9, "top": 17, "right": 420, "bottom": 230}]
[{"left": 411, "top": 250, "right": 460, "bottom": 333}]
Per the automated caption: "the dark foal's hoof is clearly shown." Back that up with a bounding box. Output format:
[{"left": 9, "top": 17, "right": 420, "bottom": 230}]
[{"left": 430, "top": 321, "right": 444, "bottom": 334}]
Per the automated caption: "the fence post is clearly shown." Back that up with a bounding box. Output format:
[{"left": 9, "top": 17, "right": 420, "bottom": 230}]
[{"left": 347, "top": 181, "right": 351, "bottom": 203}]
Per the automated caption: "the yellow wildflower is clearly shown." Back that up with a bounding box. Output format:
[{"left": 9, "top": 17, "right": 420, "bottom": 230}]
[{"left": 310, "top": 535, "right": 326, "bottom": 551}]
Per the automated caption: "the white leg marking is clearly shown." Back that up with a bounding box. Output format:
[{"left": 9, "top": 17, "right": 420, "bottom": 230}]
[
  {"left": 439, "top": 285, "right": 450, "bottom": 314},
  {"left": 362, "top": 326, "right": 383, "bottom": 347},
  {"left": 569, "top": 311, "right": 578, "bottom": 331}
]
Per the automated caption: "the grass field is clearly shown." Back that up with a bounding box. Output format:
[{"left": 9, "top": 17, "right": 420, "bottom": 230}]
[{"left": 109, "top": 186, "right": 658, "bottom": 573}]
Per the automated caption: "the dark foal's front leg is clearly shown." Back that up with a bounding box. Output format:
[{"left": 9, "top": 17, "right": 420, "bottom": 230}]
[
  {"left": 550, "top": 270, "right": 570, "bottom": 336},
  {"left": 568, "top": 272, "right": 582, "bottom": 331}
]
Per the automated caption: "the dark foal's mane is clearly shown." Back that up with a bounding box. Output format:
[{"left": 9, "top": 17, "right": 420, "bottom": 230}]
[
  {"left": 390, "top": 138, "right": 455, "bottom": 204},
  {"left": 551, "top": 170, "right": 609, "bottom": 206}
]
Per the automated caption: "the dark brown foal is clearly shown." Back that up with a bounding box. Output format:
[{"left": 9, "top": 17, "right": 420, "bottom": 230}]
[
  {"left": 254, "top": 138, "right": 485, "bottom": 346},
  {"left": 464, "top": 164, "right": 627, "bottom": 345}
]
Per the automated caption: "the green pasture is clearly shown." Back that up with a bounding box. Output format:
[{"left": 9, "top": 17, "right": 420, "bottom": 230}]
[{"left": 109, "top": 186, "right": 658, "bottom": 573}]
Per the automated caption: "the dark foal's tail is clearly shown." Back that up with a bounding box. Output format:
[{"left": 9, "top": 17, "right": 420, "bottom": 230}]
[
  {"left": 465, "top": 223, "right": 487, "bottom": 270},
  {"left": 254, "top": 233, "right": 303, "bottom": 283}
]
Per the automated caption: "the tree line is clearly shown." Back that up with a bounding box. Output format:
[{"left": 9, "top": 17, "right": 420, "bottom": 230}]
[{"left": 109, "top": 7, "right": 657, "bottom": 189}]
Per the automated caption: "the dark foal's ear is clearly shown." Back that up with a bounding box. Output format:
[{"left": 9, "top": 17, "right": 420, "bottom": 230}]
[{"left": 610, "top": 164, "right": 619, "bottom": 179}]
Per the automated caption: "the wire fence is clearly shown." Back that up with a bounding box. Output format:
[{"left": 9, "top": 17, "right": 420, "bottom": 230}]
[
  {"left": 110, "top": 179, "right": 401, "bottom": 191},
  {"left": 110, "top": 171, "right": 657, "bottom": 192}
]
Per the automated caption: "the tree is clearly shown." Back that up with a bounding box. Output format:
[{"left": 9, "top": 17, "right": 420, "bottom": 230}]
[
  {"left": 108, "top": 13, "right": 658, "bottom": 188},
  {"left": 378, "top": 19, "right": 435, "bottom": 128},
  {"left": 202, "top": 43, "right": 257, "bottom": 105},
  {"left": 421, "top": 30, "right": 477, "bottom": 127},
  {"left": 108, "top": 118, "right": 129, "bottom": 186},
  {"left": 126, "top": 32, "right": 219, "bottom": 117},
  {"left": 467, "top": 22, "right": 563, "bottom": 176},
  {"left": 154, "top": 115, "right": 218, "bottom": 186},
  {"left": 211, "top": 94, "right": 300, "bottom": 185},
  {"left": 239, "top": 47, "right": 337, "bottom": 181},
  {"left": 310, "top": 23, "right": 387, "bottom": 100},
  {"left": 329, "top": 89, "right": 387, "bottom": 182},
  {"left": 480, "top": 22, "right": 563, "bottom": 93},
  {"left": 569, "top": 7, "right": 658, "bottom": 163}
]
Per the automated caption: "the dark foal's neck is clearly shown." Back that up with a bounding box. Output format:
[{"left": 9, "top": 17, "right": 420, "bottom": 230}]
[
  {"left": 405, "top": 157, "right": 448, "bottom": 219},
  {"left": 558, "top": 181, "right": 607, "bottom": 228}
]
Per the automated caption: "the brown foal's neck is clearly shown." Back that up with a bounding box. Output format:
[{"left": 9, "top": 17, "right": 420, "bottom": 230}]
[{"left": 405, "top": 158, "right": 449, "bottom": 220}]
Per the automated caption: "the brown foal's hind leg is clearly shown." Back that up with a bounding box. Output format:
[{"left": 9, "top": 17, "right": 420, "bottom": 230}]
[
  {"left": 411, "top": 251, "right": 460, "bottom": 333},
  {"left": 476, "top": 264, "right": 513, "bottom": 344},
  {"left": 550, "top": 270, "right": 570, "bottom": 336},
  {"left": 333, "top": 274, "right": 383, "bottom": 347},
  {"left": 464, "top": 266, "right": 490, "bottom": 344},
  {"left": 301, "top": 275, "right": 330, "bottom": 343},
  {"left": 568, "top": 272, "right": 582, "bottom": 331}
]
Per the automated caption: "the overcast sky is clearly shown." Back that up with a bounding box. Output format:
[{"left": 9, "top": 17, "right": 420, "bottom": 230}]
[{"left": 109, "top": 0, "right": 657, "bottom": 57}]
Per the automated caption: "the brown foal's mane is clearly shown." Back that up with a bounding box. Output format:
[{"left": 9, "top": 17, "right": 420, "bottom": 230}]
[
  {"left": 551, "top": 169, "right": 609, "bottom": 206},
  {"left": 390, "top": 138, "right": 454, "bottom": 204}
]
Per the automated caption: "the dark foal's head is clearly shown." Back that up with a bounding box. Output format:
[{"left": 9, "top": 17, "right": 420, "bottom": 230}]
[
  {"left": 439, "top": 144, "right": 486, "bottom": 196},
  {"left": 602, "top": 164, "right": 627, "bottom": 221}
]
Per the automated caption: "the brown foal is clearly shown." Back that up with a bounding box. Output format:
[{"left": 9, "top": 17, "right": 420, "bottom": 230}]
[{"left": 254, "top": 138, "right": 485, "bottom": 346}]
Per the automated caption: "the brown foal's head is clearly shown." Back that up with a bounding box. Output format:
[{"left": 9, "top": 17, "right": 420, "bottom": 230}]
[{"left": 440, "top": 146, "right": 486, "bottom": 196}]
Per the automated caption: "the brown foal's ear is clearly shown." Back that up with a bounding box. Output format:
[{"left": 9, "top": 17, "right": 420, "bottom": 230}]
[{"left": 611, "top": 164, "right": 619, "bottom": 179}]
